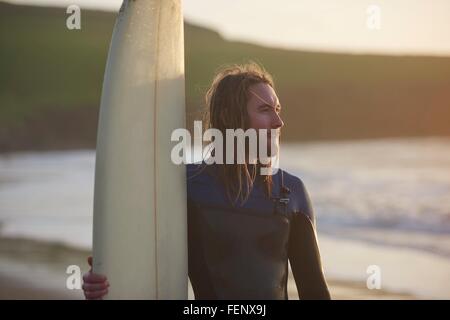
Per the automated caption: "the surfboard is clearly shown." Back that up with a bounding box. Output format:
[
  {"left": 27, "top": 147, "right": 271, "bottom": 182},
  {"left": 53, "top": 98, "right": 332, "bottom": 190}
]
[{"left": 92, "top": 0, "right": 187, "bottom": 299}]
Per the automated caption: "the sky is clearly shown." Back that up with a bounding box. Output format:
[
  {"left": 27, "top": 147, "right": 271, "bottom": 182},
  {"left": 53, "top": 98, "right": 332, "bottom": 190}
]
[{"left": 6, "top": 0, "right": 450, "bottom": 56}]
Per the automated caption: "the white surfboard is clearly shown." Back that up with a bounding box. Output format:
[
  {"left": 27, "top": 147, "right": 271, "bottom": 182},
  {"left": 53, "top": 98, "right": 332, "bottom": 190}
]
[{"left": 92, "top": 0, "right": 187, "bottom": 299}]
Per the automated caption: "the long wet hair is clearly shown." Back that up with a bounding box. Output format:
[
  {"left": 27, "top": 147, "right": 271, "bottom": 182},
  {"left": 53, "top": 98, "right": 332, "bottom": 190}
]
[{"left": 201, "top": 62, "right": 277, "bottom": 206}]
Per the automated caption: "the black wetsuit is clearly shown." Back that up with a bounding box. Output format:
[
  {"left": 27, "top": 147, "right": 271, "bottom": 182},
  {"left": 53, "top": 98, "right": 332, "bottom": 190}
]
[{"left": 187, "top": 163, "right": 331, "bottom": 300}]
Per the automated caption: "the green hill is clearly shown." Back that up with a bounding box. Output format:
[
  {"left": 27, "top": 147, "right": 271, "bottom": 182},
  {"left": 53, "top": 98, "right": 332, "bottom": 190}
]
[{"left": 1, "top": 2, "right": 450, "bottom": 151}]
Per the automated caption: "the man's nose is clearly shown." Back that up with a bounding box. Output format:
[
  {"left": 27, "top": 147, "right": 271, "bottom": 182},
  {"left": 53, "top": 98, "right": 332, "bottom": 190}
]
[{"left": 272, "top": 112, "right": 284, "bottom": 129}]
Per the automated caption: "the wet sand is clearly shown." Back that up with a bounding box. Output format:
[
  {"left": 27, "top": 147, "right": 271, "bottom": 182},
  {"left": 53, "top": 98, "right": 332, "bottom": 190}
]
[{"left": 0, "top": 237, "right": 416, "bottom": 300}]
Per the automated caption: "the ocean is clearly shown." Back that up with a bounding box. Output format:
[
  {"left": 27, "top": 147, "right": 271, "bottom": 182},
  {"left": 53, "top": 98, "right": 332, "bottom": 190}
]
[{"left": 1, "top": 137, "right": 449, "bottom": 298}]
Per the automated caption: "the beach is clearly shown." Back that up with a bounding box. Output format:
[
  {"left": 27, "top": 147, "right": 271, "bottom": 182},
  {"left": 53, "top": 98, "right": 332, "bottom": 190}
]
[
  {"left": 0, "top": 235, "right": 416, "bottom": 300},
  {"left": 1, "top": 139, "right": 449, "bottom": 300}
]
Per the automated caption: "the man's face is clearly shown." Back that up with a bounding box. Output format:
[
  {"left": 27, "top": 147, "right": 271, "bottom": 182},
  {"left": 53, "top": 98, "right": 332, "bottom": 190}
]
[{"left": 246, "top": 82, "right": 284, "bottom": 157}]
